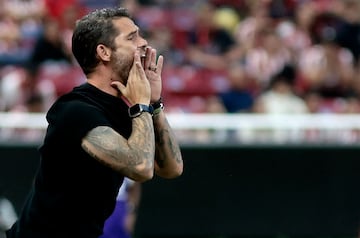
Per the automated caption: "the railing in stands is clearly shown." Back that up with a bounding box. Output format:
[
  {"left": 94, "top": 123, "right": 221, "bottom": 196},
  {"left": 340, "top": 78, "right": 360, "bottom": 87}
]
[{"left": 1, "top": 112, "right": 360, "bottom": 144}]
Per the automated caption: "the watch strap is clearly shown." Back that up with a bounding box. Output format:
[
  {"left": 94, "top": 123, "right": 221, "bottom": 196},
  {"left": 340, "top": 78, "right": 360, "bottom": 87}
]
[{"left": 128, "top": 104, "right": 154, "bottom": 118}]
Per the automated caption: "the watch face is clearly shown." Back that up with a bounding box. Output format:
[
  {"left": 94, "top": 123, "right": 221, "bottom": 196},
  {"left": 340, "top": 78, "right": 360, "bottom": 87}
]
[
  {"left": 128, "top": 104, "right": 153, "bottom": 118},
  {"left": 129, "top": 104, "right": 142, "bottom": 118}
]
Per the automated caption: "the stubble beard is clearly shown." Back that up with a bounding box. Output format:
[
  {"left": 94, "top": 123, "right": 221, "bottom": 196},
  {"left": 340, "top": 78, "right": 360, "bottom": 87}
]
[{"left": 111, "top": 53, "right": 133, "bottom": 85}]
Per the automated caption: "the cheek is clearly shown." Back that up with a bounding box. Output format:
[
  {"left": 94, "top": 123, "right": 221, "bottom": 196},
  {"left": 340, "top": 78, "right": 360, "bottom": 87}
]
[
  {"left": 111, "top": 51, "right": 133, "bottom": 80},
  {"left": 112, "top": 50, "right": 132, "bottom": 67},
  {"left": 119, "top": 46, "right": 135, "bottom": 62}
]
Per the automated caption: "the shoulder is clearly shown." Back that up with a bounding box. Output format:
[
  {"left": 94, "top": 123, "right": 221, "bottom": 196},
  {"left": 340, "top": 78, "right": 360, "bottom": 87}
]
[
  {"left": 45, "top": 90, "right": 108, "bottom": 133},
  {"left": 48, "top": 94, "right": 100, "bottom": 119},
  {"left": 49, "top": 83, "right": 105, "bottom": 116}
]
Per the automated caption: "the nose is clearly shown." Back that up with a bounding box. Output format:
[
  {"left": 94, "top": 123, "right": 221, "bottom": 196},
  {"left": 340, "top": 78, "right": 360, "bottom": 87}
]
[
  {"left": 137, "top": 39, "right": 148, "bottom": 56},
  {"left": 137, "top": 37, "right": 148, "bottom": 50}
]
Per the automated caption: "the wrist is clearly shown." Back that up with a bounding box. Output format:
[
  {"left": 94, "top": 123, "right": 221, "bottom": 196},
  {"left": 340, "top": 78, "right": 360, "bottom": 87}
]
[
  {"left": 151, "top": 97, "right": 164, "bottom": 116},
  {"left": 128, "top": 104, "right": 154, "bottom": 118},
  {"left": 150, "top": 96, "right": 162, "bottom": 104}
]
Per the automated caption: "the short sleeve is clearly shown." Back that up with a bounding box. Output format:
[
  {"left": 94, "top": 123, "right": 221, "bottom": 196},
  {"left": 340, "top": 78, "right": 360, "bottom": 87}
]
[{"left": 46, "top": 100, "right": 111, "bottom": 145}]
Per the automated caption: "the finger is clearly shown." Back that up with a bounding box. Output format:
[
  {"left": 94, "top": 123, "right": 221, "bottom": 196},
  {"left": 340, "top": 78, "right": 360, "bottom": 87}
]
[
  {"left": 134, "top": 50, "right": 147, "bottom": 79},
  {"left": 150, "top": 48, "right": 157, "bottom": 68},
  {"left": 134, "top": 49, "right": 141, "bottom": 65},
  {"left": 135, "top": 61, "right": 147, "bottom": 80},
  {"left": 111, "top": 81, "right": 126, "bottom": 94},
  {"left": 144, "top": 47, "right": 152, "bottom": 70},
  {"left": 156, "top": 55, "right": 164, "bottom": 73},
  {"left": 132, "top": 51, "right": 143, "bottom": 74}
]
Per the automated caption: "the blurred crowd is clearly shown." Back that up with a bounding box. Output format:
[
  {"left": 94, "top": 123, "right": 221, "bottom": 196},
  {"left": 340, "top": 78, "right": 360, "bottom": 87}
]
[{"left": 0, "top": 0, "right": 360, "bottom": 116}]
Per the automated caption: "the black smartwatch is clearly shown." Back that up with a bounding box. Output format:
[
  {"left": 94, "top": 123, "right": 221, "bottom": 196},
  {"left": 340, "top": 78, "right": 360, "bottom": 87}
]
[{"left": 128, "top": 104, "right": 154, "bottom": 118}]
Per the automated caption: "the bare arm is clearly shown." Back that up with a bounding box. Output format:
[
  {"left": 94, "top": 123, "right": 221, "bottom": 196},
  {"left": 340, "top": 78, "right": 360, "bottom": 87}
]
[
  {"left": 81, "top": 112, "right": 155, "bottom": 182},
  {"left": 141, "top": 47, "right": 183, "bottom": 178},
  {"left": 153, "top": 110, "right": 183, "bottom": 178}
]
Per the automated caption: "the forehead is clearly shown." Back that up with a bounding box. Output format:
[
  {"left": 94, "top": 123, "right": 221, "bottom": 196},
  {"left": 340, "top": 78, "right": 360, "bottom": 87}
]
[{"left": 112, "top": 17, "right": 138, "bottom": 36}]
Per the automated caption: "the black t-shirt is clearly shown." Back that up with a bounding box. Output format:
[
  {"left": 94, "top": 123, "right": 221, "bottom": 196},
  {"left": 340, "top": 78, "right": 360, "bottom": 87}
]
[{"left": 7, "top": 83, "right": 132, "bottom": 238}]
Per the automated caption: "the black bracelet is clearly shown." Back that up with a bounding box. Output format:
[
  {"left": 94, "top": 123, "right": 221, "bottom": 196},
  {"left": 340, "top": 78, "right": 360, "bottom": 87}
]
[
  {"left": 151, "top": 97, "right": 164, "bottom": 115},
  {"left": 151, "top": 97, "right": 162, "bottom": 109}
]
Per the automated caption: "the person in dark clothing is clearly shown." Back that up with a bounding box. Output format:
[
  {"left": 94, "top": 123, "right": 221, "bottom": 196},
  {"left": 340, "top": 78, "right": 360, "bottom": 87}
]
[
  {"left": 218, "top": 63, "right": 254, "bottom": 113},
  {"left": 6, "top": 7, "right": 183, "bottom": 238},
  {"left": 30, "top": 18, "right": 73, "bottom": 67}
]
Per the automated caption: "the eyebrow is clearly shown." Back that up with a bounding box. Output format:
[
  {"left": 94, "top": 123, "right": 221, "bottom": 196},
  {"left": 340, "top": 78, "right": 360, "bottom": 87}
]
[{"left": 126, "top": 28, "right": 138, "bottom": 38}]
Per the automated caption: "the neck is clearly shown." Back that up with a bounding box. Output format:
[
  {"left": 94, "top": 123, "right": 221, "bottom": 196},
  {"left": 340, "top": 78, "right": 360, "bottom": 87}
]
[{"left": 87, "top": 69, "right": 119, "bottom": 97}]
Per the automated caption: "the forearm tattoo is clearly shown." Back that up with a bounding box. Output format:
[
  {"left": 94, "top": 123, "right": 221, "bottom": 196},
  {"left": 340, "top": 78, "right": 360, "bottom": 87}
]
[{"left": 154, "top": 117, "right": 182, "bottom": 168}]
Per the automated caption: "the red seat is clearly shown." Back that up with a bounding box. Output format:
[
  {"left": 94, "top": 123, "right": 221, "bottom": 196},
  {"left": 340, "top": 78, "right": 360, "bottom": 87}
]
[{"left": 163, "top": 66, "right": 229, "bottom": 96}]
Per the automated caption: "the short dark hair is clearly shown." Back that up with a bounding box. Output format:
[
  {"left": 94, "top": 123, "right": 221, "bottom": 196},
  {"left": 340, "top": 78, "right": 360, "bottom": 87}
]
[{"left": 72, "top": 8, "right": 131, "bottom": 75}]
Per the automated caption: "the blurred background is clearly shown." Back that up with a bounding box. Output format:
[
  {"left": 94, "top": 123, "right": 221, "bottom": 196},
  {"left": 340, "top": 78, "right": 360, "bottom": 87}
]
[{"left": 0, "top": 0, "right": 360, "bottom": 237}]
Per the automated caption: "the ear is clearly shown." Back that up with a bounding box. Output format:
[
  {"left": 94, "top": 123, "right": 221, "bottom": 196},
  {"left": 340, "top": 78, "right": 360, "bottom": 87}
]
[{"left": 96, "top": 44, "right": 111, "bottom": 62}]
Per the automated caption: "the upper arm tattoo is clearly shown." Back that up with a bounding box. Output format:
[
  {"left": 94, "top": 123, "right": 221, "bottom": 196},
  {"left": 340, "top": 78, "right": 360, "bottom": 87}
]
[
  {"left": 81, "top": 114, "right": 156, "bottom": 176},
  {"left": 81, "top": 126, "right": 133, "bottom": 171}
]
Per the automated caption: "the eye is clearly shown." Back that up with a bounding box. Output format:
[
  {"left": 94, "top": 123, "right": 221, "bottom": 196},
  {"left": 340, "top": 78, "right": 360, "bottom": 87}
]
[{"left": 127, "top": 32, "right": 138, "bottom": 41}]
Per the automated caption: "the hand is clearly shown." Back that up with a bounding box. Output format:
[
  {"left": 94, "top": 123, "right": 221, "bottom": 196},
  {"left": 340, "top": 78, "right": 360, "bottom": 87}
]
[
  {"left": 111, "top": 50, "right": 151, "bottom": 105},
  {"left": 143, "top": 47, "right": 163, "bottom": 103}
]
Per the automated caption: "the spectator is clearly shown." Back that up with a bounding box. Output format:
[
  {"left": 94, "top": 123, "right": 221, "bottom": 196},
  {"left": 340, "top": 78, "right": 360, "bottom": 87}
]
[
  {"left": 0, "top": 65, "right": 56, "bottom": 112},
  {"left": 303, "top": 90, "right": 326, "bottom": 113},
  {"left": 185, "top": 1, "right": 239, "bottom": 70},
  {"left": 233, "top": 0, "right": 272, "bottom": 55},
  {"left": 3, "top": 0, "right": 46, "bottom": 23},
  {"left": 253, "top": 64, "right": 308, "bottom": 114},
  {"left": 244, "top": 28, "right": 292, "bottom": 89},
  {"left": 0, "top": 0, "right": 45, "bottom": 66},
  {"left": 298, "top": 13, "right": 355, "bottom": 99},
  {"left": 0, "top": 5, "right": 23, "bottom": 66},
  {"left": 29, "top": 18, "right": 73, "bottom": 68},
  {"left": 275, "top": 1, "right": 315, "bottom": 61},
  {"left": 218, "top": 63, "right": 255, "bottom": 113},
  {"left": 0, "top": 0, "right": 359, "bottom": 116}
]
